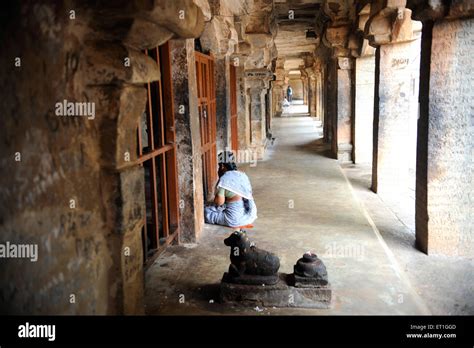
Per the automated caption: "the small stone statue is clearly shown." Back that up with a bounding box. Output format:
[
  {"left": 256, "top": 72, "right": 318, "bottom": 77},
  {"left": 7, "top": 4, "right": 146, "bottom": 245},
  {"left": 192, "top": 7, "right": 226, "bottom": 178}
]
[
  {"left": 222, "top": 231, "right": 280, "bottom": 285},
  {"left": 292, "top": 251, "right": 328, "bottom": 287}
]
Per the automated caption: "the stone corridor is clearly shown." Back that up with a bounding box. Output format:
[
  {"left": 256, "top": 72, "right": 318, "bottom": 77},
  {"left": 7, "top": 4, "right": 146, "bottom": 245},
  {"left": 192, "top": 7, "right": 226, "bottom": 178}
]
[
  {"left": 145, "top": 115, "right": 453, "bottom": 315},
  {"left": 1, "top": 0, "right": 472, "bottom": 317}
]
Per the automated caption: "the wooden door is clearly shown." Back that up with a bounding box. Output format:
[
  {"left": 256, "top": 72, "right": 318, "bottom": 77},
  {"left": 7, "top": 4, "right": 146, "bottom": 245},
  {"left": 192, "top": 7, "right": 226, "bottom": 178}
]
[
  {"left": 230, "top": 64, "right": 238, "bottom": 152},
  {"left": 195, "top": 51, "right": 217, "bottom": 200},
  {"left": 137, "top": 42, "right": 180, "bottom": 264}
]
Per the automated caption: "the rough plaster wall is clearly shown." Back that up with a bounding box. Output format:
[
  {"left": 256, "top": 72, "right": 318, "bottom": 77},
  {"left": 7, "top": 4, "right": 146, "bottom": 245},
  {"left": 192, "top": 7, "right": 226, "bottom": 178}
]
[
  {"left": 425, "top": 19, "right": 473, "bottom": 256},
  {"left": 355, "top": 56, "right": 375, "bottom": 164}
]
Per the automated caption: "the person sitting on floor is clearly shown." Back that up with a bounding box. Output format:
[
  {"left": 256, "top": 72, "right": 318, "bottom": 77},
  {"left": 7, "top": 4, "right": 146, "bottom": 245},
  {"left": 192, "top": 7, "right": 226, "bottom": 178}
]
[{"left": 204, "top": 151, "right": 257, "bottom": 228}]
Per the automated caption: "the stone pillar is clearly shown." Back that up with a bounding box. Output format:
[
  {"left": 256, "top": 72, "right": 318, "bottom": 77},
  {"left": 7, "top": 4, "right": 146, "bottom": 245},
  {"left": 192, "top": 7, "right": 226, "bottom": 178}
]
[
  {"left": 246, "top": 80, "right": 268, "bottom": 159},
  {"left": 302, "top": 76, "right": 308, "bottom": 105},
  {"left": 170, "top": 39, "right": 204, "bottom": 243},
  {"left": 272, "top": 83, "right": 284, "bottom": 117},
  {"left": 335, "top": 57, "right": 354, "bottom": 162},
  {"left": 266, "top": 82, "right": 273, "bottom": 133},
  {"left": 323, "top": 23, "right": 354, "bottom": 160},
  {"left": 409, "top": 2, "right": 474, "bottom": 256},
  {"left": 0, "top": 0, "right": 206, "bottom": 315},
  {"left": 354, "top": 55, "right": 375, "bottom": 164},
  {"left": 308, "top": 72, "right": 317, "bottom": 118},
  {"left": 316, "top": 69, "right": 324, "bottom": 122},
  {"left": 214, "top": 57, "right": 230, "bottom": 153},
  {"left": 325, "top": 58, "right": 337, "bottom": 148},
  {"left": 373, "top": 38, "right": 421, "bottom": 197},
  {"left": 366, "top": 8, "right": 422, "bottom": 200},
  {"left": 236, "top": 64, "right": 250, "bottom": 153}
]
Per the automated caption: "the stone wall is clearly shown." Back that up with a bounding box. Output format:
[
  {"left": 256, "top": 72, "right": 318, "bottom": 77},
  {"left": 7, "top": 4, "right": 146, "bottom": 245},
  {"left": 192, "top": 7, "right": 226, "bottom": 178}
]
[{"left": 0, "top": 0, "right": 205, "bottom": 314}]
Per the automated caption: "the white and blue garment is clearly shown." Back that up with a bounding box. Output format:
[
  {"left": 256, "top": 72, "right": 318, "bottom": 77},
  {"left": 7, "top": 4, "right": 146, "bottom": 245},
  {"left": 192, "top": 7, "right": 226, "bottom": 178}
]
[{"left": 204, "top": 170, "right": 257, "bottom": 227}]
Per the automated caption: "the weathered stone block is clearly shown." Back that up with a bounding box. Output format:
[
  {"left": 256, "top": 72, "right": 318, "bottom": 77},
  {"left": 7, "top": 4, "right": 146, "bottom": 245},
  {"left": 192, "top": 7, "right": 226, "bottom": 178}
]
[
  {"left": 93, "top": 85, "right": 147, "bottom": 170},
  {"left": 123, "top": 19, "right": 174, "bottom": 50},
  {"left": 81, "top": 42, "right": 160, "bottom": 85},
  {"left": 220, "top": 273, "right": 332, "bottom": 308},
  {"left": 121, "top": 222, "right": 145, "bottom": 315},
  {"left": 291, "top": 274, "right": 328, "bottom": 288}
]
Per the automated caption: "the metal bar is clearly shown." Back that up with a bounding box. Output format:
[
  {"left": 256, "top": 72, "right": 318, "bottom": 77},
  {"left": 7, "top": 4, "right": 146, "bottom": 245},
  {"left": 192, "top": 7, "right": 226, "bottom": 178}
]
[
  {"left": 161, "top": 42, "right": 180, "bottom": 231},
  {"left": 160, "top": 154, "right": 169, "bottom": 238},
  {"left": 135, "top": 144, "right": 174, "bottom": 164},
  {"left": 150, "top": 156, "right": 160, "bottom": 249},
  {"left": 146, "top": 81, "right": 155, "bottom": 151},
  {"left": 143, "top": 227, "right": 179, "bottom": 271}
]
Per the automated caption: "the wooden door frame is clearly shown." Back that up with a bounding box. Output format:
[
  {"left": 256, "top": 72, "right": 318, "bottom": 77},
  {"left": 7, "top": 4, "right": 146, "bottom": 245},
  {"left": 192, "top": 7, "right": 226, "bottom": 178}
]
[
  {"left": 136, "top": 41, "right": 180, "bottom": 266},
  {"left": 195, "top": 51, "right": 217, "bottom": 200}
]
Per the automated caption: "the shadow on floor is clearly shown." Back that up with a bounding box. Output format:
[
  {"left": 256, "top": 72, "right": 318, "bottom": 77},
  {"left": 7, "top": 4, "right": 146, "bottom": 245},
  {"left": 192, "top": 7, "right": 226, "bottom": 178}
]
[{"left": 295, "top": 138, "right": 334, "bottom": 159}]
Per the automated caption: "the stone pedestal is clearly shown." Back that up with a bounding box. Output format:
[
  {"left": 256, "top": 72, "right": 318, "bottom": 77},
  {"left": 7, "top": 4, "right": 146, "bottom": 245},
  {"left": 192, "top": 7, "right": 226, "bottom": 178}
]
[{"left": 220, "top": 273, "right": 332, "bottom": 308}]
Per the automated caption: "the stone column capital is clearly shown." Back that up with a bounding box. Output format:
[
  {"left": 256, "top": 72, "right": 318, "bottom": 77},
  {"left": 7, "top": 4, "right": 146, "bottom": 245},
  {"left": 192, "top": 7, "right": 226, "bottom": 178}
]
[
  {"left": 364, "top": 7, "right": 422, "bottom": 46},
  {"left": 323, "top": 25, "right": 351, "bottom": 50}
]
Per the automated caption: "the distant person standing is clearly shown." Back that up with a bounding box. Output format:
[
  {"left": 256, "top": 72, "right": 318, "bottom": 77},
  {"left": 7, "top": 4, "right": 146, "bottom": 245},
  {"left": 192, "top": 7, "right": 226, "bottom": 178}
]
[{"left": 286, "top": 86, "right": 293, "bottom": 103}]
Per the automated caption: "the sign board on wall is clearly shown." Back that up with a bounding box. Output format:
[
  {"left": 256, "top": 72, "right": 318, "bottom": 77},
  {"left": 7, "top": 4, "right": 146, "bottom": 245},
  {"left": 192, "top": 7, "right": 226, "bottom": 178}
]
[{"left": 245, "top": 69, "right": 273, "bottom": 78}]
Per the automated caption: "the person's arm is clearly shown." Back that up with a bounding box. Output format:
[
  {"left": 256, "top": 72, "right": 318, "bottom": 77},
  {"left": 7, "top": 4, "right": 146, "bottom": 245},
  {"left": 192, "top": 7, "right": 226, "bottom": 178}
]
[{"left": 214, "top": 187, "right": 225, "bottom": 206}]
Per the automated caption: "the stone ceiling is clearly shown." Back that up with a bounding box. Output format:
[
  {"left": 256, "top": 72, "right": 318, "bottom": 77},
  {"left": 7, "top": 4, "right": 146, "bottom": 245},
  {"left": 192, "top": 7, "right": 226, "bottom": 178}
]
[{"left": 274, "top": 0, "right": 322, "bottom": 71}]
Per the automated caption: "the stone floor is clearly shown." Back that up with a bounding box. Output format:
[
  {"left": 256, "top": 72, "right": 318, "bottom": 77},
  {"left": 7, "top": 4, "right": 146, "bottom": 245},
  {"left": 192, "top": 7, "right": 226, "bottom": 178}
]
[
  {"left": 145, "top": 115, "right": 473, "bottom": 315},
  {"left": 342, "top": 164, "right": 474, "bottom": 315},
  {"left": 281, "top": 99, "right": 309, "bottom": 116}
]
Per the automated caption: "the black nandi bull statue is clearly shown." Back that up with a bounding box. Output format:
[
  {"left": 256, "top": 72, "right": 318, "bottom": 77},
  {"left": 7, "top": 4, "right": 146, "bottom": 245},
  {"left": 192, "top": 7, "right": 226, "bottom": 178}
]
[{"left": 222, "top": 231, "right": 280, "bottom": 285}]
